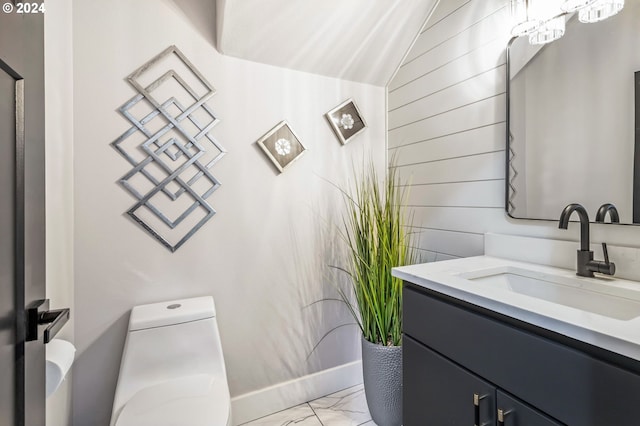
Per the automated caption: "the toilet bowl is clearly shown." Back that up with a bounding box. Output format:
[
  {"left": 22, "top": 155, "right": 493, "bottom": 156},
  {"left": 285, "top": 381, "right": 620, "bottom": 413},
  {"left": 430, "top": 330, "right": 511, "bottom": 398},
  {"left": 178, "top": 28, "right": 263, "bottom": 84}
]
[{"left": 110, "top": 296, "right": 231, "bottom": 426}]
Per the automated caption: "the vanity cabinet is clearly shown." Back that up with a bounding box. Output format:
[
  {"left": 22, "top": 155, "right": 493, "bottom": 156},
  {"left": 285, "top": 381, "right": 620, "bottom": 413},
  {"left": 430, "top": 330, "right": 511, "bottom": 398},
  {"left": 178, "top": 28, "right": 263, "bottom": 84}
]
[
  {"left": 497, "top": 391, "right": 562, "bottom": 426},
  {"left": 403, "top": 284, "right": 640, "bottom": 425},
  {"left": 405, "top": 337, "right": 560, "bottom": 425},
  {"left": 404, "top": 336, "right": 496, "bottom": 425}
]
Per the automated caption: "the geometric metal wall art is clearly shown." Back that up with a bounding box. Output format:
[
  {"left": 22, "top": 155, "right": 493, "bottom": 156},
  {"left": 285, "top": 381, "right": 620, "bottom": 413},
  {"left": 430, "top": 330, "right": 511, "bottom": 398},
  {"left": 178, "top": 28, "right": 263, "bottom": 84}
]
[
  {"left": 256, "top": 120, "right": 307, "bottom": 173},
  {"left": 111, "top": 45, "right": 226, "bottom": 252},
  {"left": 325, "top": 98, "right": 367, "bottom": 145}
]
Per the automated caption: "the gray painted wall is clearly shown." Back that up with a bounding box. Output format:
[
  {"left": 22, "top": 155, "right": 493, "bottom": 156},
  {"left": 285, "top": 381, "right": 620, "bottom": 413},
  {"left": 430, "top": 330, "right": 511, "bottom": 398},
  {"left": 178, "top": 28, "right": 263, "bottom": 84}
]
[
  {"left": 71, "top": 0, "right": 386, "bottom": 425},
  {"left": 388, "top": 0, "right": 640, "bottom": 258}
]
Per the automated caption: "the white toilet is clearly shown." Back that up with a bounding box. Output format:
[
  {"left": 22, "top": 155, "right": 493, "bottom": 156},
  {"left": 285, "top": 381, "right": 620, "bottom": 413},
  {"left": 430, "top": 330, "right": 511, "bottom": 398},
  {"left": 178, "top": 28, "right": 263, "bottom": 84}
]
[{"left": 110, "top": 296, "right": 231, "bottom": 426}]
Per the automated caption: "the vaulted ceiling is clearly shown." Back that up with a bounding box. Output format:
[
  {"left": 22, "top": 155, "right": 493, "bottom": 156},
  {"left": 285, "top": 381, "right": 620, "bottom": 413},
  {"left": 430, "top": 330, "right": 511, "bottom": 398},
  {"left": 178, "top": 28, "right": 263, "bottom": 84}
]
[{"left": 215, "top": 0, "right": 439, "bottom": 86}]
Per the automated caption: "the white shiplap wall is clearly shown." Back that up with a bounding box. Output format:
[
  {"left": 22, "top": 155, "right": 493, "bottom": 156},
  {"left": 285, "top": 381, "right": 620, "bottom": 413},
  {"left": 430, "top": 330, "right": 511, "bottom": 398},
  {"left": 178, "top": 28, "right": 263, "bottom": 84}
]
[
  {"left": 388, "top": 0, "right": 640, "bottom": 260},
  {"left": 389, "top": 0, "right": 510, "bottom": 261}
]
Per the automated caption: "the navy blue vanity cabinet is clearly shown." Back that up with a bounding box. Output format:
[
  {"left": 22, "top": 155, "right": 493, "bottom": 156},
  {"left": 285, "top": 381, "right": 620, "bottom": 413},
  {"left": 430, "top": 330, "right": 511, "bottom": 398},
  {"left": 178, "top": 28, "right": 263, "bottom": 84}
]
[
  {"left": 404, "top": 336, "right": 496, "bottom": 425},
  {"left": 403, "top": 283, "right": 640, "bottom": 425},
  {"left": 404, "top": 335, "right": 560, "bottom": 426},
  {"left": 496, "top": 391, "right": 562, "bottom": 426}
]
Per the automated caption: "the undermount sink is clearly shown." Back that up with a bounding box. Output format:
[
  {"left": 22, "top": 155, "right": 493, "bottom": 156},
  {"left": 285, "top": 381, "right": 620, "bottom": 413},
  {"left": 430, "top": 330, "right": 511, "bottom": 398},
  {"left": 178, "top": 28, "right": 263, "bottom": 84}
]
[{"left": 458, "top": 266, "right": 640, "bottom": 321}]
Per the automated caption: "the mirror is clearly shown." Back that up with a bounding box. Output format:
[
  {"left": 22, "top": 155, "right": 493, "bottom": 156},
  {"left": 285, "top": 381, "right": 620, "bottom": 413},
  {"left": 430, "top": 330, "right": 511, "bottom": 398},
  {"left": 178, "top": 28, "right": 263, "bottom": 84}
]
[{"left": 507, "top": 0, "right": 640, "bottom": 224}]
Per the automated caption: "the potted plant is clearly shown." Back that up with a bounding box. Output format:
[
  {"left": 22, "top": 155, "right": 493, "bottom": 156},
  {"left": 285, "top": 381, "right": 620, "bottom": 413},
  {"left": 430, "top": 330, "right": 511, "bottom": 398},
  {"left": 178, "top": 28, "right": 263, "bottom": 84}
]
[{"left": 334, "top": 161, "right": 416, "bottom": 426}]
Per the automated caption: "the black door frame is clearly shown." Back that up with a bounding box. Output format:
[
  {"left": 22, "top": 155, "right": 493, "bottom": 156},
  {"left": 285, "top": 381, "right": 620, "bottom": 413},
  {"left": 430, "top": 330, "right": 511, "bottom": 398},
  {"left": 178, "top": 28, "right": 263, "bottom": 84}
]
[
  {"left": 0, "top": 55, "right": 27, "bottom": 426},
  {"left": 1, "top": 6, "right": 49, "bottom": 424}
]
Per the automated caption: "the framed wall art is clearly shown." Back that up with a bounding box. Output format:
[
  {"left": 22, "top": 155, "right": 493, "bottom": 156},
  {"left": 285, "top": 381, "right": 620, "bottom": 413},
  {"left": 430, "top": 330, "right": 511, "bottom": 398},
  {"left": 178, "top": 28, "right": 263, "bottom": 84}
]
[
  {"left": 256, "top": 121, "right": 307, "bottom": 173},
  {"left": 325, "top": 98, "right": 366, "bottom": 145}
]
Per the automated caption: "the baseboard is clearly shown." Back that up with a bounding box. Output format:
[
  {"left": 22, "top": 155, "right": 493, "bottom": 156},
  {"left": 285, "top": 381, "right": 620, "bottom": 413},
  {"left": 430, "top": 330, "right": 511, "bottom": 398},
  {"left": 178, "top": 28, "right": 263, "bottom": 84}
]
[{"left": 231, "top": 360, "right": 363, "bottom": 425}]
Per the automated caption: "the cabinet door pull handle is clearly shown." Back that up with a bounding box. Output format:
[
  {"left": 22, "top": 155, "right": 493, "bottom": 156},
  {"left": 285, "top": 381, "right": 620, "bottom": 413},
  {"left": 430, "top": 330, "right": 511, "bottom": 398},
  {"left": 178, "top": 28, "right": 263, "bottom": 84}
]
[
  {"left": 498, "top": 408, "right": 512, "bottom": 426},
  {"left": 473, "top": 393, "right": 486, "bottom": 426}
]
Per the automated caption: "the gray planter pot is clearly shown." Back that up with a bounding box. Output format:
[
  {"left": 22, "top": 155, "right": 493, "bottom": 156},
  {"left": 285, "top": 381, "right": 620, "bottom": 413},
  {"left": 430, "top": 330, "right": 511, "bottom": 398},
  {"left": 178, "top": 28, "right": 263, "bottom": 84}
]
[{"left": 361, "top": 335, "right": 402, "bottom": 426}]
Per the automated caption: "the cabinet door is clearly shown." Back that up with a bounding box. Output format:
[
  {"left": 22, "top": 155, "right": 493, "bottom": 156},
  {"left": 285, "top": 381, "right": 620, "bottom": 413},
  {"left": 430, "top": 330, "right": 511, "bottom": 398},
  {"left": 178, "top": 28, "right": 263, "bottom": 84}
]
[
  {"left": 404, "top": 335, "right": 496, "bottom": 425},
  {"left": 497, "top": 391, "right": 563, "bottom": 426}
]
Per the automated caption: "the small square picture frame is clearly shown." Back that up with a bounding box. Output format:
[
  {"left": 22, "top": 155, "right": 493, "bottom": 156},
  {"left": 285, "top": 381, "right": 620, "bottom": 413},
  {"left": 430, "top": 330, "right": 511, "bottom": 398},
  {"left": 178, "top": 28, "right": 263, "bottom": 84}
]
[
  {"left": 256, "top": 120, "right": 307, "bottom": 173},
  {"left": 325, "top": 98, "right": 367, "bottom": 145}
]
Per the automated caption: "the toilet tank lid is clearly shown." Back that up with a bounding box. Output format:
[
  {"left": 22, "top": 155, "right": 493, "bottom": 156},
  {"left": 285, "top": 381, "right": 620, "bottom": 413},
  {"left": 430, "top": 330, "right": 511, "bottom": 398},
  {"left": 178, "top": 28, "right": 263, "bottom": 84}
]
[{"left": 129, "top": 296, "right": 216, "bottom": 331}]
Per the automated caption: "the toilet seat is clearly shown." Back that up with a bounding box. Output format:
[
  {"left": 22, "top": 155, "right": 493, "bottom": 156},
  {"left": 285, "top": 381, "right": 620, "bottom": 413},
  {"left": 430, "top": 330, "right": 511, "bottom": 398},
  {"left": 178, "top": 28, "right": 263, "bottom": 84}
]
[{"left": 115, "top": 374, "right": 230, "bottom": 426}]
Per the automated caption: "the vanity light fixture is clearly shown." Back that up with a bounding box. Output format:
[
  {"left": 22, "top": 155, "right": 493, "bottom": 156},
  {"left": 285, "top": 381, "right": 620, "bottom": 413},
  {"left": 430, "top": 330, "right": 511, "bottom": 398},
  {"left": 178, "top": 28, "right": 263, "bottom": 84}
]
[
  {"left": 561, "top": 0, "right": 597, "bottom": 12},
  {"left": 510, "top": 0, "right": 624, "bottom": 45},
  {"left": 510, "top": 0, "right": 542, "bottom": 36},
  {"left": 529, "top": 15, "right": 566, "bottom": 45},
  {"left": 578, "top": 0, "right": 624, "bottom": 22}
]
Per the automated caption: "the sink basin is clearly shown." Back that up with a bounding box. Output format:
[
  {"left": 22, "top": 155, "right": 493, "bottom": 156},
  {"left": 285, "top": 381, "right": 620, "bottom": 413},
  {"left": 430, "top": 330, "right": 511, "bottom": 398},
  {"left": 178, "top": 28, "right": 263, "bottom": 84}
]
[{"left": 458, "top": 266, "right": 640, "bottom": 321}]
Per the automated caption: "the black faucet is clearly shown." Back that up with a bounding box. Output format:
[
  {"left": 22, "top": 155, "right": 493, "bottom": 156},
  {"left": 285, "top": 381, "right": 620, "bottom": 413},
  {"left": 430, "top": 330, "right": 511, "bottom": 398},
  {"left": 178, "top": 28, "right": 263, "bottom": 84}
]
[
  {"left": 595, "top": 203, "right": 620, "bottom": 223},
  {"left": 558, "top": 203, "right": 615, "bottom": 277}
]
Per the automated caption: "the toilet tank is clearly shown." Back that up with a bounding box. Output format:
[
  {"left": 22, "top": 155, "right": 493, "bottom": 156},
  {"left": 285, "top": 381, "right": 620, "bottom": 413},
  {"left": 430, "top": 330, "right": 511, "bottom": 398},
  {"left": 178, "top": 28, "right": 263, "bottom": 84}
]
[{"left": 111, "top": 296, "right": 228, "bottom": 424}]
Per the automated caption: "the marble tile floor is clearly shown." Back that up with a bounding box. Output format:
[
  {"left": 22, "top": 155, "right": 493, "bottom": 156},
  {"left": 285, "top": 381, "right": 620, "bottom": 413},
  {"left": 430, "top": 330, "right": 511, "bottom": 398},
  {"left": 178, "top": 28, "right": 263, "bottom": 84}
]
[{"left": 240, "top": 384, "right": 378, "bottom": 426}]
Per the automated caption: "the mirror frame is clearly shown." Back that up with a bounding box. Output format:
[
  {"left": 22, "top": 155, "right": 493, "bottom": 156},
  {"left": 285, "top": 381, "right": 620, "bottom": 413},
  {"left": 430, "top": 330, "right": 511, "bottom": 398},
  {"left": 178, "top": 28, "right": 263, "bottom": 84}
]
[
  {"left": 634, "top": 71, "right": 640, "bottom": 223},
  {"left": 505, "top": 35, "right": 640, "bottom": 226}
]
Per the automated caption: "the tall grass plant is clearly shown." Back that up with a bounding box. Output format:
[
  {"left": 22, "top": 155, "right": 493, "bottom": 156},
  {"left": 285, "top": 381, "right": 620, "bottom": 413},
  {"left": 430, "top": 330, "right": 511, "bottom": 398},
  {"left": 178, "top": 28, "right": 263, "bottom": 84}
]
[{"left": 335, "top": 161, "right": 416, "bottom": 346}]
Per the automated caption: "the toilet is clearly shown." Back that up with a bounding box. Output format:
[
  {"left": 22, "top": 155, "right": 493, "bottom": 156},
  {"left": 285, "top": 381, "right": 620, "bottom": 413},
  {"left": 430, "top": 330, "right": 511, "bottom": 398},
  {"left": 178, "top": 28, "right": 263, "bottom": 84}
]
[{"left": 110, "top": 296, "right": 231, "bottom": 426}]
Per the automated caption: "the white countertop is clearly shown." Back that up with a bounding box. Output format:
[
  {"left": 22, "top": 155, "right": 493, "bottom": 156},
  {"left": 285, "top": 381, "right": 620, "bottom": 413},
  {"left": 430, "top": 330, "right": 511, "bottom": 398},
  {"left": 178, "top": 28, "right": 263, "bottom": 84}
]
[{"left": 393, "top": 255, "right": 640, "bottom": 362}]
